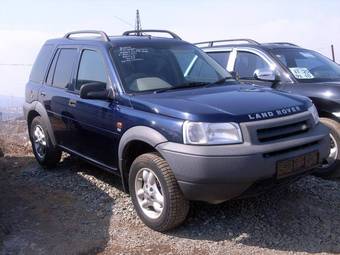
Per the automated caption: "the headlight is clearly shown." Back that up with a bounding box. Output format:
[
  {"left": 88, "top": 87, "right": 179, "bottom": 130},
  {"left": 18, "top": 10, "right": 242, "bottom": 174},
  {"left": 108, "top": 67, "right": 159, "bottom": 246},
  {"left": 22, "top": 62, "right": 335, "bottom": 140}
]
[
  {"left": 308, "top": 104, "right": 319, "bottom": 124},
  {"left": 183, "top": 121, "right": 243, "bottom": 145}
]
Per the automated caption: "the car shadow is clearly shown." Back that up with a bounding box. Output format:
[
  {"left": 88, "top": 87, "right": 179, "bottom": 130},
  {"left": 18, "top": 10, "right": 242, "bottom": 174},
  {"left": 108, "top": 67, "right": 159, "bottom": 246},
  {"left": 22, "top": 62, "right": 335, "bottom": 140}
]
[
  {"left": 0, "top": 155, "right": 116, "bottom": 254},
  {"left": 170, "top": 174, "right": 340, "bottom": 254}
]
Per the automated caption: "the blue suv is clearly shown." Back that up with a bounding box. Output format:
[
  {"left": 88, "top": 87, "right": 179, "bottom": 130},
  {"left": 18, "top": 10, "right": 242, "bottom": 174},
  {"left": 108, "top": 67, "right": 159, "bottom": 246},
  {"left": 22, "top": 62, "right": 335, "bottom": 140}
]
[{"left": 24, "top": 30, "right": 330, "bottom": 231}]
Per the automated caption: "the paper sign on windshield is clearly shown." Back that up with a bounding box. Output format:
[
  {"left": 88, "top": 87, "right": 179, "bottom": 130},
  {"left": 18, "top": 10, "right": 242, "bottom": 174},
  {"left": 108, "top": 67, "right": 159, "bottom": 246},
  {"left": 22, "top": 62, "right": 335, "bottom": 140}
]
[{"left": 289, "top": 67, "right": 314, "bottom": 79}]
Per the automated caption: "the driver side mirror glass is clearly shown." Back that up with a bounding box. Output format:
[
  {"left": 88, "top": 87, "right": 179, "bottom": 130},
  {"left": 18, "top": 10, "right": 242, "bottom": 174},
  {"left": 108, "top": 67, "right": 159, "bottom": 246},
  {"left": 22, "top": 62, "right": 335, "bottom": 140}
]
[
  {"left": 80, "top": 82, "right": 115, "bottom": 100},
  {"left": 254, "top": 68, "right": 279, "bottom": 82}
]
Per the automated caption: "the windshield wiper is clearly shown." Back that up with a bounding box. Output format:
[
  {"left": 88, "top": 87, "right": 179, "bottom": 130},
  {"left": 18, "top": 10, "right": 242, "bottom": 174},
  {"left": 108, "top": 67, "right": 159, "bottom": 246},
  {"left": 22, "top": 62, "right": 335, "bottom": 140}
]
[{"left": 153, "top": 82, "right": 209, "bottom": 93}]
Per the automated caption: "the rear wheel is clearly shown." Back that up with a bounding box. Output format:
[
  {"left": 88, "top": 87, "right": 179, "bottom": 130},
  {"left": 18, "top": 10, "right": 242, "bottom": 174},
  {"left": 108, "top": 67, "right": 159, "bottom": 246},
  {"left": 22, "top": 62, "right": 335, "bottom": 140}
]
[
  {"left": 316, "top": 118, "right": 339, "bottom": 177},
  {"left": 29, "top": 116, "right": 61, "bottom": 168},
  {"left": 129, "top": 152, "right": 189, "bottom": 232}
]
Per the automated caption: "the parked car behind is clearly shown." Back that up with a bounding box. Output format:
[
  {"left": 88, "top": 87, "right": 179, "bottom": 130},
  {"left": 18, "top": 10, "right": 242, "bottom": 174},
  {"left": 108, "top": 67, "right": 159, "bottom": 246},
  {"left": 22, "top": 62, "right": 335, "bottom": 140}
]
[
  {"left": 197, "top": 39, "right": 340, "bottom": 175},
  {"left": 24, "top": 31, "right": 330, "bottom": 231}
]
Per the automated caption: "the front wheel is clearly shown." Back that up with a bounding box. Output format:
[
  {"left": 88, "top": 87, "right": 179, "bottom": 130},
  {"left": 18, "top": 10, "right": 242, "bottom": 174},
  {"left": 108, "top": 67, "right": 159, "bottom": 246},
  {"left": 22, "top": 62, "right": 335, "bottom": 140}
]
[
  {"left": 316, "top": 118, "right": 339, "bottom": 177},
  {"left": 129, "top": 152, "right": 189, "bottom": 232}
]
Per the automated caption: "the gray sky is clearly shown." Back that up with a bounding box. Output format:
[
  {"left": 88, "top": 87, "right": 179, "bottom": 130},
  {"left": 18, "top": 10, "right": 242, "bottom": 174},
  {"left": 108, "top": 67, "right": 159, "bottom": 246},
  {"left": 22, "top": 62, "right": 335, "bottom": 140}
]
[{"left": 1, "top": 0, "right": 339, "bottom": 97}]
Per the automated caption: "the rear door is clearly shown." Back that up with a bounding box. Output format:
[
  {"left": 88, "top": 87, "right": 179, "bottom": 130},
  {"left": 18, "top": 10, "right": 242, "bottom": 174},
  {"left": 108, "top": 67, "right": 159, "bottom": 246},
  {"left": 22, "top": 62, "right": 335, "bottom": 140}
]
[{"left": 40, "top": 47, "right": 79, "bottom": 150}]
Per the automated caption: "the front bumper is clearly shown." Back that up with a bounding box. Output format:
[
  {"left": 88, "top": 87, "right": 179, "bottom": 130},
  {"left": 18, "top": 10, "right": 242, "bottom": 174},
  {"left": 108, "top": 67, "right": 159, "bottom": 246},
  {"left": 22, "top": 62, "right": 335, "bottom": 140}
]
[{"left": 157, "top": 119, "right": 330, "bottom": 203}]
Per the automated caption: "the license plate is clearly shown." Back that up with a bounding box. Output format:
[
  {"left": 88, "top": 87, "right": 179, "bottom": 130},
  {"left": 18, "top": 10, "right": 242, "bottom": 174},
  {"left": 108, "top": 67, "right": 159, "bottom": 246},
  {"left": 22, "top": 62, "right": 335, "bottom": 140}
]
[{"left": 277, "top": 151, "right": 318, "bottom": 178}]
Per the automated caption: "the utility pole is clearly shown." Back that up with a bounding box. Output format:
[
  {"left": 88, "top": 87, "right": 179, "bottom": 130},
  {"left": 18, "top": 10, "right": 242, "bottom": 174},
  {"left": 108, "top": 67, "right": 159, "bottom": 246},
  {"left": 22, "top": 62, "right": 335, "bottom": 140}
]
[
  {"left": 135, "top": 9, "right": 142, "bottom": 35},
  {"left": 331, "top": 44, "right": 335, "bottom": 62}
]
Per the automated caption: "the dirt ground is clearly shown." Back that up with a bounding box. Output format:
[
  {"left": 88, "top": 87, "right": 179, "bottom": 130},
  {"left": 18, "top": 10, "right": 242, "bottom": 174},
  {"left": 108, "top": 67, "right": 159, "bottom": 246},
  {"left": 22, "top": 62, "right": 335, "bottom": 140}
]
[{"left": 1, "top": 120, "right": 340, "bottom": 254}]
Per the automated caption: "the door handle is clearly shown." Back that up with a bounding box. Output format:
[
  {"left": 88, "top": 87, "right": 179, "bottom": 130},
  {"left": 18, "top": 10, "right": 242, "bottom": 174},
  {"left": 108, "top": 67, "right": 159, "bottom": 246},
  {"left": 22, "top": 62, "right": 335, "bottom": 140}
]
[
  {"left": 40, "top": 91, "right": 46, "bottom": 97},
  {"left": 68, "top": 99, "right": 77, "bottom": 107}
]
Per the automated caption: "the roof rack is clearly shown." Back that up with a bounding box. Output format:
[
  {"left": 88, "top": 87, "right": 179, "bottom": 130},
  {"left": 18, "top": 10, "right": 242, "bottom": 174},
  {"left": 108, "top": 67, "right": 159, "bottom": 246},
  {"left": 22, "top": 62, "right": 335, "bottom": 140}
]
[
  {"left": 64, "top": 30, "right": 110, "bottom": 42},
  {"left": 122, "top": 29, "right": 182, "bottom": 40},
  {"left": 269, "top": 42, "right": 299, "bottom": 47},
  {"left": 194, "top": 39, "right": 260, "bottom": 47}
]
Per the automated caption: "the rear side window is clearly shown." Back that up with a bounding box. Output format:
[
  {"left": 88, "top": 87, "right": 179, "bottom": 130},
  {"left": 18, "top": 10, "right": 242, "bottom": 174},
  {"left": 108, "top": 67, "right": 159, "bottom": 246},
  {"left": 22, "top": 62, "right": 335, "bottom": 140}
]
[
  {"left": 52, "top": 49, "right": 78, "bottom": 89},
  {"left": 207, "top": 52, "right": 230, "bottom": 68},
  {"left": 76, "top": 50, "right": 107, "bottom": 90},
  {"left": 29, "top": 45, "right": 54, "bottom": 83}
]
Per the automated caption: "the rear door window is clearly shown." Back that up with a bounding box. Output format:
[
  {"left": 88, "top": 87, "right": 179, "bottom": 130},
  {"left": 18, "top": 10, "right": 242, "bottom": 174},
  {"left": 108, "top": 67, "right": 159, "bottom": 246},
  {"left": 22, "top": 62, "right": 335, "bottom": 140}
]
[
  {"left": 52, "top": 48, "right": 78, "bottom": 89},
  {"left": 46, "top": 50, "right": 59, "bottom": 86},
  {"left": 207, "top": 51, "right": 230, "bottom": 68}
]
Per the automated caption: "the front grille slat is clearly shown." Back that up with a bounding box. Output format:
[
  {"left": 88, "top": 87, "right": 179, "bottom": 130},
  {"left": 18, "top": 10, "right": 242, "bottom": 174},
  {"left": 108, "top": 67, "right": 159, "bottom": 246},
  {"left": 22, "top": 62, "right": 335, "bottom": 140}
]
[{"left": 257, "top": 121, "right": 309, "bottom": 143}]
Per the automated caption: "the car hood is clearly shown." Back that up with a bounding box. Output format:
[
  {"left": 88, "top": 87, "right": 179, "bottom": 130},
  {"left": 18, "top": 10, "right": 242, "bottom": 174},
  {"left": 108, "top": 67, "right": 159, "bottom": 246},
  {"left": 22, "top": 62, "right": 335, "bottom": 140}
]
[{"left": 129, "top": 84, "right": 310, "bottom": 122}]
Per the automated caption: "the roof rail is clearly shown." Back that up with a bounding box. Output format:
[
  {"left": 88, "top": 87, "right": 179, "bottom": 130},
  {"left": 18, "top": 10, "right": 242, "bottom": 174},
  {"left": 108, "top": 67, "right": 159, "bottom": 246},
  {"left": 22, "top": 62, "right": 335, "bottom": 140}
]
[
  {"left": 64, "top": 30, "right": 110, "bottom": 42},
  {"left": 194, "top": 39, "right": 260, "bottom": 47},
  {"left": 122, "top": 29, "right": 182, "bottom": 40},
  {"left": 269, "top": 42, "right": 299, "bottom": 47}
]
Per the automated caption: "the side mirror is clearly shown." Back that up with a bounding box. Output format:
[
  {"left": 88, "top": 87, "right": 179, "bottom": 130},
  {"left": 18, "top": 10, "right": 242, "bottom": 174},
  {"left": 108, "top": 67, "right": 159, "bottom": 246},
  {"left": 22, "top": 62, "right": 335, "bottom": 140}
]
[
  {"left": 80, "top": 82, "right": 115, "bottom": 100},
  {"left": 254, "top": 68, "right": 280, "bottom": 82}
]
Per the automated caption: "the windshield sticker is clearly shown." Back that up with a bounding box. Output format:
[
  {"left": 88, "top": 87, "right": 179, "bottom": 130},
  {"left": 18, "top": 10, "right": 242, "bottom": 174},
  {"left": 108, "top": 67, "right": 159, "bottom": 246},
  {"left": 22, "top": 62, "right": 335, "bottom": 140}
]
[
  {"left": 289, "top": 67, "right": 314, "bottom": 79},
  {"left": 118, "top": 47, "right": 149, "bottom": 63},
  {"left": 300, "top": 52, "right": 316, "bottom": 59}
]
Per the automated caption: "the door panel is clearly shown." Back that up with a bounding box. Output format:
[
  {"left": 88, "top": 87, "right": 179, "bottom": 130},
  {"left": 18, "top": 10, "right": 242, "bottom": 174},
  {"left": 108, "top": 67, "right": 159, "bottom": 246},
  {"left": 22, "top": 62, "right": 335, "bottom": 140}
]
[
  {"left": 67, "top": 49, "right": 119, "bottom": 170},
  {"left": 67, "top": 95, "right": 119, "bottom": 168},
  {"left": 41, "top": 48, "right": 79, "bottom": 150}
]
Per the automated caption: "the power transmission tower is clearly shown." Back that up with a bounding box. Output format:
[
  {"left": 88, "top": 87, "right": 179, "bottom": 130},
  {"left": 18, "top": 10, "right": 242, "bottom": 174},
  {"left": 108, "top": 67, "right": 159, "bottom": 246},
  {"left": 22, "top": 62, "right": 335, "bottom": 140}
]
[{"left": 135, "top": 9, "right": 142, "bottom": 35}]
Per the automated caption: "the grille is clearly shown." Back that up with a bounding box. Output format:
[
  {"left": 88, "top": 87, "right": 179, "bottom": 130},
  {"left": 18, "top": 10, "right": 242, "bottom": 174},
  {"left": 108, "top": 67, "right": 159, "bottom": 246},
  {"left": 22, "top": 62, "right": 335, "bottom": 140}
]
[{"left": 257, "top": 120, "right": 309, "bottom": 143}]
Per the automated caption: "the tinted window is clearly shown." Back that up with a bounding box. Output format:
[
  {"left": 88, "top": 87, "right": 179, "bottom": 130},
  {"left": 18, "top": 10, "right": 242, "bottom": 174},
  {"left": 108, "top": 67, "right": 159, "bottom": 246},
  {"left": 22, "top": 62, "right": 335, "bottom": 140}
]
[
  {"left": 76, "top": 50, "right": 107, "bottom": 90},
  {"left": 53, "top": 49, "right": 77, "bottom": 89},
  {"left": 207, "top": 52, "right": 230, "bottom": 68},
  {"left": 29, "top": 45, "right": 54, "bottom": 83},
  {"left": 187, "top": 57, "right": 220, "bottom": 81},
  {"left": 111, "top": 45, "right": 229, "bottom": 93},
  {"left": 46, "top": 50, "right": 59, "bottom": 86},
  {"left": 172, "top": 50, "right": 221, "bottom": 81},
  {"left": 234, "top": 51, "right": 269, "bottom": 79}
]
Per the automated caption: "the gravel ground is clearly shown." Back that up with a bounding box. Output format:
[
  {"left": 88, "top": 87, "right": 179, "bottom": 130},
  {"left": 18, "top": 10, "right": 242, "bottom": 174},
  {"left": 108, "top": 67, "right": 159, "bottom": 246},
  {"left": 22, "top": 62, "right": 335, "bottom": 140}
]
[
  {"left": 1, "top": 153, "right": 340, "bottom": 255},
  {"left": 0, "top": 120, "right": 340, "bottom": 254}
]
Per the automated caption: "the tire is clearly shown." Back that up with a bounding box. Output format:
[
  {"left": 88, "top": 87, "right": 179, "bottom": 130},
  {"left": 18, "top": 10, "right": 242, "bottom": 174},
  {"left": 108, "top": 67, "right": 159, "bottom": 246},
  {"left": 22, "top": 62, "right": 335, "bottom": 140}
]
[
  {"left": 129, "top": 152, "right": 189, "bottom": 232},
  {"left": 29, "top": 116, "right": 62, "bottom": 168},
  {"left": 315, "top": 118, "right": 340, "bottom": 177}
]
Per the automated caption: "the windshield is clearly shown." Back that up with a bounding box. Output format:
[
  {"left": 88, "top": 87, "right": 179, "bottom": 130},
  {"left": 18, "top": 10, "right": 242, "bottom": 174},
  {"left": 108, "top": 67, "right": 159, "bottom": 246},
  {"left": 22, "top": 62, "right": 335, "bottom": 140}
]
[
  {"left": 111, "top": 44, "right": 231, "bottom": 93},
  {"left": 271, "top": 48, "right": 340, "bottom": 83}
]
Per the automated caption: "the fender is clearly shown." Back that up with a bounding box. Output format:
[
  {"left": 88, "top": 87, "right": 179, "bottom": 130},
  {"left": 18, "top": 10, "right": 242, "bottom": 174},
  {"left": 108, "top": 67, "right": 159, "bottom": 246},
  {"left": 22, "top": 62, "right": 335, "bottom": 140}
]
[
  {"left": 311, "top": 96, "right": 340, "bottom": 121},
  {"left": 118, "top": 126, "right": 168, "bottom": 190},
  {"left": 24, "top": 101, "right": 57, "bottom": 146}
]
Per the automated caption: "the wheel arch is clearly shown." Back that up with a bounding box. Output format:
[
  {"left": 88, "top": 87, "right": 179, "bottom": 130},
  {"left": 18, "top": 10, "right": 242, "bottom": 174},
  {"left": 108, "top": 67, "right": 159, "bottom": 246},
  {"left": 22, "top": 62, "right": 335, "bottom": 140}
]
[
  {"left": 310, "top": 96, "right": 340, "bottom": 122},
  {"left": 118, "top": 126, "right": 168, "bottom": 192},
  {"left": 25, "top": 101, "right": 57, "bottom": 146}
]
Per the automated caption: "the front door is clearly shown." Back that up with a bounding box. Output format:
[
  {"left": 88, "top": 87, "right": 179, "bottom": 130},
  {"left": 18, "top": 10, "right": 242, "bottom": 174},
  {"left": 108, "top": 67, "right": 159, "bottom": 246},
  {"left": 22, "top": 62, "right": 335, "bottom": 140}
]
[
  {"left": 233, "top": 50, "right": 275, "bottom": 87},
  {"left": 67, "top": 48, "right": 119, "bottom": 170}
]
